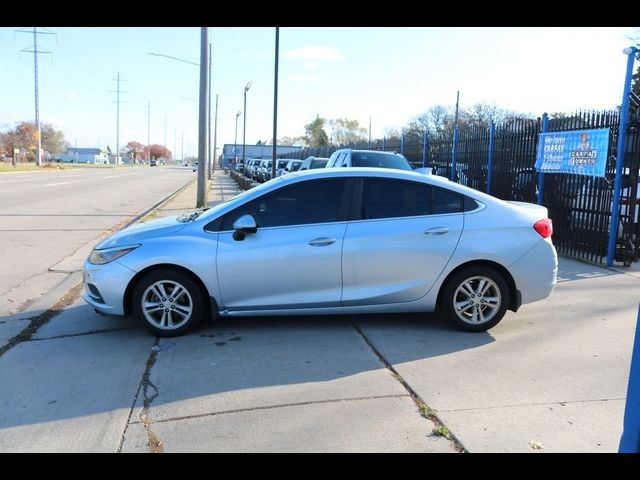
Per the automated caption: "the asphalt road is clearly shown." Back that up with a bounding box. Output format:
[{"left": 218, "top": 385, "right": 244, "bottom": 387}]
[{"left": 0, "top": 166, "right": 194, "bottom": 318}]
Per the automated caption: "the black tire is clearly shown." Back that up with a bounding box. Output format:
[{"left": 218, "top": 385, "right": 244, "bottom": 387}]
[
  {"left": 440, "top": 266, "right": 509, "bottom": 332},
  {"left": 132, "top": 268, "right": 206, "bottom": 337}
]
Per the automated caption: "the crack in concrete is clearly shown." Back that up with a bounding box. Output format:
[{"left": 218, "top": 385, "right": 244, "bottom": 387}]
[
  {"left": 137, "top": 338, "right": 164, "bottom": 453},
  {"left": 350, "top": 321, "right": 466, "bottom": 453},
  {"left": 28, "top": 326, "right": 140, "bottom": 341},
  {"left": 0, "top": 283, "right": 83, "bottom": 358},
  {"left": 438, "top": 397, "right": 627, "bottom": 413},
  {"left": 129, "top": 394, "right": 411, "bottom": 425}
]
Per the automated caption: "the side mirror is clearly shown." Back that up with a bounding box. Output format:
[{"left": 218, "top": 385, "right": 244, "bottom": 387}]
[{"left": 232, "top": 214, "right": 257, "bottom": 241}]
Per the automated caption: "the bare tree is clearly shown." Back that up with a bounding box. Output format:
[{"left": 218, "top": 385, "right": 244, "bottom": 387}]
[{"left": 329, "top": 118, "right": 367, "bottom": 146}]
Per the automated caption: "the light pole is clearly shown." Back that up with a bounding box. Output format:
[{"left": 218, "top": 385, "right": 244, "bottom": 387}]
[
  {"left": 212, "top": 93, "right": 218, "bottom": 172},
  {"left": 271, "top": 27, "right": 279, "bottom": 179},
  {"left": 234, "top": 110, "right": 241, "bottom": 166},
  {"left": 147, "top": 52, "right": 199, "bottom": 67},
  {"left": 208, "top": 42, "right": 212, "bottom": 180},
  {"left": 242, "top": 81, "right": 252, "bottom": 165},
  {"left": 196, "top": 27, "right": 209, "bottom": 208}
]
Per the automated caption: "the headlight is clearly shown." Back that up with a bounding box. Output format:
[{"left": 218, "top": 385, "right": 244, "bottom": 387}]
[{"left": 89, "top": 244, "right": 140, "bottom": 265}]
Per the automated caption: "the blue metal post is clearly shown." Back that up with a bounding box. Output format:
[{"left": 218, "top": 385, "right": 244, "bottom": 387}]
[
  {"left": 537, "top": 113, "right": 549, "bottom": 205},
  {"left": 607, "top": 47, "right": 638, "bottom": 267},
  {"left": 620, "top": 304, "right": 640, "bottom": 453},
  {"left": 450, "top": 127, "right": 458, "bottom": 181},
  {"left": 400, "top": 133, "right": 404, "bottom": 155},
  {"left": 487, "top": 122, "right": 495, "bottom": 195},
  {"left": 422, "top": 131, "right": 429, "bottom": 167}
]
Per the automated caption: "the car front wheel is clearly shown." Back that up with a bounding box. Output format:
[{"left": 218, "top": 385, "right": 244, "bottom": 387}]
[
  {"left": 441, "top": 266, "right": 509, "bottom": 332},
  {"left": 133, "top": 268, "right": 206, "bottom": 337}
]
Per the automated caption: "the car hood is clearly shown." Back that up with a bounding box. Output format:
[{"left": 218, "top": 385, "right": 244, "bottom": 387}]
[{"left": 95, "top": 215, "right": 187, "bottom": 249}]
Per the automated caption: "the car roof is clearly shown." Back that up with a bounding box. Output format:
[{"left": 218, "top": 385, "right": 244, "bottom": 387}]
[
  {"left": 197, "top": 167, "right": 505, "bottom": 225},
  {"left": 332, "top": 149, "right": 406, "bottom": 156}
]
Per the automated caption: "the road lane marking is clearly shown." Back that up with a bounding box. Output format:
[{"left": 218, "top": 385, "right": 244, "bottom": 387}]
[{"left": 44, "top": 182, "right": 68, "bottom": 186}]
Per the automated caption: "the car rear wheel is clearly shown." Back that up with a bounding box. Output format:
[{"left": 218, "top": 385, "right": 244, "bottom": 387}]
[
  {"left": 133, "top": 268, "right": 206, "bottom": 337},
  {"left": 441, "top": 266, "right": 509, "bottom": 332}
]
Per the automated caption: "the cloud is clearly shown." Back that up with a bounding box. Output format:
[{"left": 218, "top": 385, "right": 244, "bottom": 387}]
[
  {"left": 288, "top": 74, "right": 321, "bottom": 82},
  {"left": 304, "top": 62, "right": 318, "bottom": 71},
  {"left": 283, "top": 45, "right": 346, "bottom": 61},
  {"left": 65, "top": 91, "right": 79, "bottom": 101}
]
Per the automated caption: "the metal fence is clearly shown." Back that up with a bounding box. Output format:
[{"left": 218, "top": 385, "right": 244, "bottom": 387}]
[{"left": 277, "top": 110, "right": 639, "bottom": 266}]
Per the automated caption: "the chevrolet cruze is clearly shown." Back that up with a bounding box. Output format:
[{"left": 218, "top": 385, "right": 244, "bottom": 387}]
[{"left": 83, "top": 168, "right": 558, "bottom": 337}]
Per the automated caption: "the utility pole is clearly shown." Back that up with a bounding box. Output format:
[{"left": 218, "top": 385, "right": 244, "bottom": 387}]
[
  {"left": 164, "top": 116, "right": 167, "bottom": 150},
  {"left": 17, "top": 27, "right": 54, "bottom": 167},
  {"left": 212, "top": 93, "right": 218, "bottom": 173},
  {"left": 181, "top": 130, "right": 184, "bottom": 163},
  {"left": 208, "top": 41, "right": 212, "bottom": 180},
  {"left": 271, "top": 27, "right": 279, "bottom": 178},
  {"left": 110, "top": 72, "right": 126, "bottom": 165},
  {"left": 368, "top": 117, "right": 372, "bottom": 149},
  {"left": 196, "top": 27, "right": 209, "bottom": 208},
  {"left": 174, "top": 126, "right": 177, "bottom": 164},
  {"left": 147, "top": 101, "right": 151, "bottom": 163}
]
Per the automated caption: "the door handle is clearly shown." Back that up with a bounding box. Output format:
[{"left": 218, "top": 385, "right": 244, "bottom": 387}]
[
  {"left": 423, "top": 227, "right": 449, "bottom": 235},
  {"left": 308, "top": 237, "right": 336, "bottom": 246}
]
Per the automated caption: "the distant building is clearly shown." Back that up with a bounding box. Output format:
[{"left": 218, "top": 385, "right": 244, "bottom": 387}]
[
  {"left": 222, "top": 143, "right": 302, "bottom": 168},
  {"left": 57, "top": 147, "right": 110, "bottom": 164}
]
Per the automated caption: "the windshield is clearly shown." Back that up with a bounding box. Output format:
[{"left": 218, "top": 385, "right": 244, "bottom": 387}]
[
  {"left": 197, "top": 178, "right": 283, "bottom": 221},
  {"left": 311, "top": 159, "right": 328, "bottom": 168},
  {"left": 352, "top": 152, "right": 412, "bottom": 171}
]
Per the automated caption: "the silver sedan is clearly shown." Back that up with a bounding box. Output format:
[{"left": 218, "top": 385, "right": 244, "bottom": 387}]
[{"left": 83, "top": 168, "right": 558, "bottom": 337}]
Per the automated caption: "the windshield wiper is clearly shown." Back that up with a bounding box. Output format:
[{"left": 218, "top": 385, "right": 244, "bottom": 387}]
[{"left": 176, "top": 208, "right": 209, "bottom": 223}]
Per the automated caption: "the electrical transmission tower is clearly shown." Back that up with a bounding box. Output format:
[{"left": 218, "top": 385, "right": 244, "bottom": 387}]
[
  {"left": 16, "top": 27, "right": 55, "bottom": 167},
  {"left": 110, "top": 73, "right": 127, "bottom": 165}
]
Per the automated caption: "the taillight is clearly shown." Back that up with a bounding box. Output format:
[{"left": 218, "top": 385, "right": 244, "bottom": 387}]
[{"left": 533, "top": 218, "right": 553, "bottom": 238}]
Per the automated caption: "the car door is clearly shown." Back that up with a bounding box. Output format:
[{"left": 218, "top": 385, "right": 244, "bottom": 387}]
[
  {"left": 216, "top": 178, "right": 352, "bottom": 310},
  {"left": 341, "top": 177, "right": 463, "bottom": 306}
]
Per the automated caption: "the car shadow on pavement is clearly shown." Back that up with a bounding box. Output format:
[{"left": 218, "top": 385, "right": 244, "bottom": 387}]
[{"left": 0, "top": 304, "right": 494, "bottom": 432}]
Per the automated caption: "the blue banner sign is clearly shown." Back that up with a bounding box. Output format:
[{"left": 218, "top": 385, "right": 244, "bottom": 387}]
[{"left": 535, "top": 128, "right": 610, "bottom": 177}]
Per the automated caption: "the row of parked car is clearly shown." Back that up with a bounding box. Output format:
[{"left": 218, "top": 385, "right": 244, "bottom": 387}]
[
  {"left": 234, "top": 149, "right": 416, "bottom": 184},
  {"left": 235, "top": 156, "right": 335, "bottom": 183}
]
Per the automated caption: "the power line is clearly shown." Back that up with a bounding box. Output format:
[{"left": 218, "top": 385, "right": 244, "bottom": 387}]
[{"left": 53, "top": 28, "right": 114, "bottom": 85}]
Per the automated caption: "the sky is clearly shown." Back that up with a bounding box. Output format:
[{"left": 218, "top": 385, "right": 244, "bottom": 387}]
[{"left": 0, "top": 26, "right": 637, "bottom": 159}]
